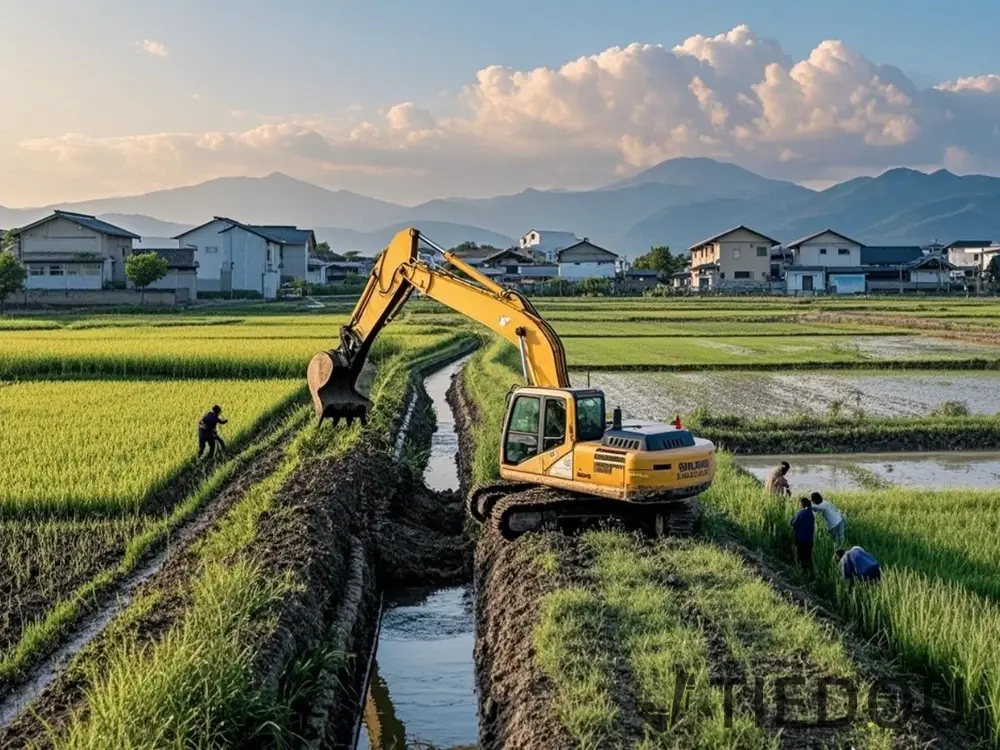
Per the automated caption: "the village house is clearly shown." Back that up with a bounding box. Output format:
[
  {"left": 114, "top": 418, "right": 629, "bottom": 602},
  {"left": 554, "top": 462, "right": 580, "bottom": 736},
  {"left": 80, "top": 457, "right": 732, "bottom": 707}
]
[
  {"left": 861, "top": 247, "right": 955, "bottom": 292},
  {"left": 946, "top": 240, "right": 994, "bottom": 279},
  {"left": 307, "top": 255, "right": 373, "bottom": 285},
  {"left": 11, "top": 210, "right": 139, "bottom": 290},
  {"left": 519, "top": 230, "right": 580, "bottom": 263},
  {"left": 688, "top": 226, "right": 780, "bottom": 290},
  {"left": 139, "top": 248, "right": 200, "bottom": 301},
  {"left": 480, "top": 248, "right": 558, "bottom": 283},
  {"left": 784, "top": 229, "right": 865, "bottom": 295},
  {"left": 174, "top": 217, "right": 315, "bottom": 299},
  {"left": 555, "top": 238, "right": 619, "bottom": 279}
]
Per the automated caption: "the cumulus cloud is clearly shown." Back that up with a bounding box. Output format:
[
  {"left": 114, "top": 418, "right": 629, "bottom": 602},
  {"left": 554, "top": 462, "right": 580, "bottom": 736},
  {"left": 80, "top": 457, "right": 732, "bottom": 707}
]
[
  {"left": 137, "top": 39, "right": 168, "bottom": 57},
  {"left": 9, "top": 25, "right": 1000, "bottom": 203}
]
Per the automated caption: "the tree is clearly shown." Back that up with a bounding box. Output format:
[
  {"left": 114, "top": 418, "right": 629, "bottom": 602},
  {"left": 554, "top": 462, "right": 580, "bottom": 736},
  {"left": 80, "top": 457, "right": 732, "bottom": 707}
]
[
  {"left": 342, "top": 250, "right": 361, "bottom": 260},
  {"left": 125, "top": 251, "right": 169, "bottom": 303},
  {"left": 0, "top": 251, "right": 27, "bottom": 314},
  {"left": 986, "top": 256, "right": 1000, "bottom": 289},
  {"left": 632, "top": 245, "right": 684, "bottom": 277},
  {"left": 577, "top": 276, "right": 613, "bottom": 296},
  {"left": 313, "top": 241, "right": 342, "bottom": 262},
  {"left": 1, "top": 229, "right": 16, "bottom": 253}
]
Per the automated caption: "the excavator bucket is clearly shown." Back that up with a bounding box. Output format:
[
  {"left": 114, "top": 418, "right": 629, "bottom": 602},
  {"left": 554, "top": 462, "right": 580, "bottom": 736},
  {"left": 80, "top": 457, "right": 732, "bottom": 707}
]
[{"left": 307, "top": 350, "right": 372, "bottom": 426}]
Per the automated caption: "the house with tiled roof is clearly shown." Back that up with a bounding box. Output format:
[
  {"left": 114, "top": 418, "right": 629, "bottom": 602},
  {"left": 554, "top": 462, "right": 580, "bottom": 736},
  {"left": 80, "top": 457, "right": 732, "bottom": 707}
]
[
  {"left": 687, "top": 225, "right": 780, "bottom": 290},
  {"left": 10, "top": 210, "right": 140, "bottom": 289},
  {"left": 174, "top": 217, "right": 316, "bottom": 298}
]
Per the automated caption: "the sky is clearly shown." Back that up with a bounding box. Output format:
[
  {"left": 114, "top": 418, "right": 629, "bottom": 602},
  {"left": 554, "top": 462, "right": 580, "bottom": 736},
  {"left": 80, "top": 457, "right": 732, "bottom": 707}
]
[{"left": 2, "top": 0, "right": 1000, "bottom": 206}]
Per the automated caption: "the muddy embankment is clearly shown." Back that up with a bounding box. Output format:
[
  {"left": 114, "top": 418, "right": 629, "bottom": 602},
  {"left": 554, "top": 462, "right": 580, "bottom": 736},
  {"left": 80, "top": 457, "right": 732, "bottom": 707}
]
[{"left": 0, "top": 350, "right": 476, "bottom": 748}]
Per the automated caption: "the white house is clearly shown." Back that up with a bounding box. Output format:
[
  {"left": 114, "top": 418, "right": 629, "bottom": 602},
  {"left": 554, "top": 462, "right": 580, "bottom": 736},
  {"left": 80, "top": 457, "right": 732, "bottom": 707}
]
[
  {"left": 173, "top": 217, "right": 238, "bottom": 293},
  {"left": 234, "top": 225, "right": 315, "bottom": 283},
  {"left": 784, "top": 229, "right": 864, "bottom": 295},
  {"left": 520, "top": 230, "right": 580, "bottom": 263},
  {"left": 556, "top": 239, "right": 619, "bottom": 279},
  {"left": 12, "top": 210, "right": 139, "bottom": 290},
  {"left": 174, "top": 217, "right": 315, "bottom": 298},
  {"left": 946, "top": 240, "right": 994, "bottom": 277}
]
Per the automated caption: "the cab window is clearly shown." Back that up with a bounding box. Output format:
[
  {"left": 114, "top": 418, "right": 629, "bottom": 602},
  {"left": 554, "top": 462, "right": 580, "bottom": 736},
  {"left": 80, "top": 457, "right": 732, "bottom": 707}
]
[
  {"left": 543, "top": 398, "right": 567, "bottom": 450},
  {"left": 575, "top": 395, "right": 605, "bottom": 442},
  {"left": 505, "top": 395, "right": 540, "bottom": 464}
]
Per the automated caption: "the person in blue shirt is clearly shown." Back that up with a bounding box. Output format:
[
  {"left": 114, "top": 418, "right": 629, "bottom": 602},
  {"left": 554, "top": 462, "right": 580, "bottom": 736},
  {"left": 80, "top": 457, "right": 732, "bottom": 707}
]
[
  {"left": 789, "top": 497, "right": 815, "bottom": 572},
  {"left": 835, "top": 546, "right": 881, "bottom": 584}
]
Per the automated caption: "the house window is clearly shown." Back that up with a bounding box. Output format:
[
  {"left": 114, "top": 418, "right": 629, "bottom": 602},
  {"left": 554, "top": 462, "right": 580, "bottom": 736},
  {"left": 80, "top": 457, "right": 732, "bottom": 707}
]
[
  {"left": 733, "top": 248, "right": 741, "bottom": 259},
  {"left": 802, "top": 275, "right": 814, "bottom": 291},
  {"left": 205, "top": 246, "right": 219, "bottom": 254},
  {"left": 975, "top": 254, "right": 981, "bottom": 262},
  {"left": 734, "top": 271, "right": 751, "bottom": 279},
  {"left": 82, "top": 264, "right": 102, "bottom": 276},
  {"left": 838, "top": 248, "right": 850, "bottom": 255},
  {"left": 756, "top": 246, "right": 768, "bottom": 257},
  {"left": 66, "top": 265, "right": 79, "bottom": 276},
  {"left": 48, "top": 264, "right": 64, "bottom": 276},
  {"left": 820, "top": 248, "right": 827, "bottom": 255},
  {"left": 28, "top": 264, "right": 44, "bottom": 276}
]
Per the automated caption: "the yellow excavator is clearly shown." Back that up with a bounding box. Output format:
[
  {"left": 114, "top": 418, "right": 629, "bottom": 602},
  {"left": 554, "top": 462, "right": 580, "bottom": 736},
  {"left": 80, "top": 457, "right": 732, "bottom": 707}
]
[{"left": 307, "top": 228, "right": 717, "bottom": 540}]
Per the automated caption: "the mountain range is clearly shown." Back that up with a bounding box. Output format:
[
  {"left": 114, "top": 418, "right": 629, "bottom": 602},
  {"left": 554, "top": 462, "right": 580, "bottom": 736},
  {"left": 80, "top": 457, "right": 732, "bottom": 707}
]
[{"left": 3, "top": 158, "right": 1000, "bottom": 256}]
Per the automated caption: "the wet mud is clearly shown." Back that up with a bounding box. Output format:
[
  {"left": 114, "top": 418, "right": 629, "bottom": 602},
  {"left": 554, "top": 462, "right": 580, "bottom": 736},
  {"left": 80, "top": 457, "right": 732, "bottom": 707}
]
[{"left": 474, "top": 528, "right": 577, "bottom": 750}]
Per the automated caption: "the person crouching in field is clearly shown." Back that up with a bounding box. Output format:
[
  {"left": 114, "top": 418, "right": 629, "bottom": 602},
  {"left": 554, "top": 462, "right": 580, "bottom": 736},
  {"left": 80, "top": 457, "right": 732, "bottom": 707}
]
[
  {"left": 764, "top": 461, "right": 791, "bottom": 497},
  {"left": 789, "top": 497, "right": 815, "bottom": 573},
  {"left": 811, "top": 492, "right": 845, "bottom": 543},
  {"left": 198, "top": 404, "right": 228, "bottom": 459},
  {"left": 836, "top": 546, "right": 881, "bottom": 584}
]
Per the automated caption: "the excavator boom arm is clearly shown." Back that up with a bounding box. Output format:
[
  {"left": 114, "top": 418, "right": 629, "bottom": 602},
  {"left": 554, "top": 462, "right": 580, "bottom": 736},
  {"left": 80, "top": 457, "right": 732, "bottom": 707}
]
[{"left": 308, "top": 228, "right": 570, "bottom": 423}]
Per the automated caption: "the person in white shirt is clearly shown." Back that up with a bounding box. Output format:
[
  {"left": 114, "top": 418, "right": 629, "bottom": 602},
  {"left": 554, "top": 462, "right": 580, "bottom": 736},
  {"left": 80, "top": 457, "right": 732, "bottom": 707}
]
[{"left": 810, "top": 492, "right": 845, "bottom": 543}]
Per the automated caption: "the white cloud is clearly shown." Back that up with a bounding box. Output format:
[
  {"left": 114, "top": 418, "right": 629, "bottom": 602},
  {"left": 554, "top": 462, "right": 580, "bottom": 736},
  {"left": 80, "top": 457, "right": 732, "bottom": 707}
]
[
  {"left": 137, "top": 39, "right": 168, "bottom": 57},
  {"left": 10, "top": 25, "right": 1000, "bottom": 203}
]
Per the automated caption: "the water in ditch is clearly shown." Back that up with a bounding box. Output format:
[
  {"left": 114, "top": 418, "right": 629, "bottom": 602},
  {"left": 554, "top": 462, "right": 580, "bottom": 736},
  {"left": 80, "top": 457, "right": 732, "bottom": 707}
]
[
  {"left": 358, "top": 356, "right": 478, "bottom": 749},
  {"left": 735, "top": 451, "right": 1000, "bottom": 493}
]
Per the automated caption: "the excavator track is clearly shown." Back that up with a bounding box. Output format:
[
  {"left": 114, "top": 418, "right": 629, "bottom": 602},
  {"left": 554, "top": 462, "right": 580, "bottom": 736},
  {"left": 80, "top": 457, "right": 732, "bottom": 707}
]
[
  {"left": 489, "top": 487, "right": 703, "bottom": 541},
  {"left": 466, "top": 480, "right": 536, "bottom": 524}
]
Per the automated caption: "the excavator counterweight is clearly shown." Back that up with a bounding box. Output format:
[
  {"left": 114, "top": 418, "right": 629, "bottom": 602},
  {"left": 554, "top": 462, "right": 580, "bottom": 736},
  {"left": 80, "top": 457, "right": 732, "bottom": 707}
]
[{"left": 308, "top": 227, "right": 717, "bottom": 540}]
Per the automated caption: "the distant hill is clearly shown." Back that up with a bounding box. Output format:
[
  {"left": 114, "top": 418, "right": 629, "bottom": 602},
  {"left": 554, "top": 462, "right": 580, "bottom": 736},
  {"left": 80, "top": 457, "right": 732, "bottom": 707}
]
[
  {"left": 5, "top": 159, "right": 1000, "bottom": 257},
  {"left": 25, "top": 173, "right": 405, "bottom": 231},
  {"left": 625, "top": 166, "right": 1000, "bottom": 251}
]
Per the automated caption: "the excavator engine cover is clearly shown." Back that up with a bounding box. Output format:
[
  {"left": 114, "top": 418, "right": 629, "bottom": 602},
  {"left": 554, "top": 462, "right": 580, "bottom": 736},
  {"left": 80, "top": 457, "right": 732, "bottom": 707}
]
[{"left": 307, "top": 350, "right": 372, "bottom": 426}]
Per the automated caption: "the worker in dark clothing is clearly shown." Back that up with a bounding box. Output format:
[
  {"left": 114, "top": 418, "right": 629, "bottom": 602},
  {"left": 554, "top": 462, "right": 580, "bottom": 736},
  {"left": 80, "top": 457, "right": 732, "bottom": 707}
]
[
  {"left": 835, "top": 546, "right": 881, "bottom": 584},
  {"left": 197, "top": 405, "right": 228, "bottom": 459},
  {"left": 789, "top": 496, "right": 815, "bottom": 573}
]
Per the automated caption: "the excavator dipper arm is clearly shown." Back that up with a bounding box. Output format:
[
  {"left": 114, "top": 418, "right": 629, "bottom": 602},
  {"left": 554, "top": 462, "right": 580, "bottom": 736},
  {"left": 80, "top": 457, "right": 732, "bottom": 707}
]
[{"left": 307, "top": 228, "right": 570, "bottom": 424}]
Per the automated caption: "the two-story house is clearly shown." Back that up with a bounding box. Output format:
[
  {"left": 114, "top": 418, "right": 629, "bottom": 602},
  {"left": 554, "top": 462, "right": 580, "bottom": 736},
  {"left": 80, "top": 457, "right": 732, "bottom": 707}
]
[
  {"left": 174, "top": 217, "right": 315, "bottom": 298},
  {"left": 520, "top": 230, "right": 580, "bottom": 263},
  {"left": 945, "top": 240, "right": 994, "bottom": 278},
  {"left": 556, "top": 239, "right": 619, "bottom": 279},
  {"left": 687, "top": 226, "right": 780, "bottom": 290},
  {"left": 784, "top": 229, "right": 864, "bottom": 294},
  {"left": 11, "top": 210, "right": 139, "bottom": 290}
]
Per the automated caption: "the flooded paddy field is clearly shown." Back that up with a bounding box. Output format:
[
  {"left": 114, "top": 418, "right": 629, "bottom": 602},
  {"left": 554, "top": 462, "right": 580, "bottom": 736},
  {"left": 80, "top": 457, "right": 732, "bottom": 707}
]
[
  {"left": 578, "top": 369, "right": 1000, "bottom": 420},
  {"left": 735, "top": 451, "right": 1000, "bottom": 492},
  {"left": 563, "top": 334, "right": 1000, "bottom": 368}
]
